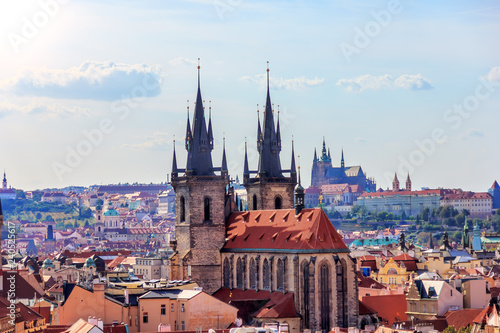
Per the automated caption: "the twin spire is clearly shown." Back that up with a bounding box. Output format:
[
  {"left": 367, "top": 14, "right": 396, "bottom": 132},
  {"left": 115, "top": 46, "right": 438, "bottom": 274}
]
[
  {"left": 172, "top": 59, "right": 226, "bottom": 178},
  {"left": 244, "top": 62, "right": 296, "bottom": 181}
]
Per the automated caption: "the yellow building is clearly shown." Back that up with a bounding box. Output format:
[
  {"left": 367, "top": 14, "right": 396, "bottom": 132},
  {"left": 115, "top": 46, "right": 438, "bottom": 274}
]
[{"left": 372, "top": 258, "right": 411, "bottom": 288}]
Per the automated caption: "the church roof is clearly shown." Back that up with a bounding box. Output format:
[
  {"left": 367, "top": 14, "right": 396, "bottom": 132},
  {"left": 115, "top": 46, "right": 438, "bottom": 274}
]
[
  {"left": 491, "top": 181, "right": 500, "bottom": 189},
  {"left": 224, "top": 208, "right": 348, "bottom": 253}
]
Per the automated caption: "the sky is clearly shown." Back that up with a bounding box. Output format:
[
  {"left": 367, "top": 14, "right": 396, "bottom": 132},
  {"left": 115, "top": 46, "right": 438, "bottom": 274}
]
[{"left": 0, "top": 0, "right": 499, "bottom": 192}]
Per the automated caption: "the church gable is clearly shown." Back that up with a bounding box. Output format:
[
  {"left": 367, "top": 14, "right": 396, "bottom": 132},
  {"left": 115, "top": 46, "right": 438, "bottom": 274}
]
[{"left": 224, "top": 208, "right": 349, "bottom": 252}]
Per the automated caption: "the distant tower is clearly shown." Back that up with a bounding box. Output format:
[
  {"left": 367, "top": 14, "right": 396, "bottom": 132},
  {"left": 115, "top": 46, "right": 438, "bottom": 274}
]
[
  {"left": 392, "top": 173, "right": 400, "bottom": 191},
  {"left": 341, "top": 148, "right": 345, "bottom": 169},
  {"left": 406, "top": 174, "right": 412, "bottom": 191},
  {"left": 2, "top": 171, "right": 7, "bottom": 190},
  {"left": 295, "top": 164, "right": 305, "bottom": 215},
  {"left": 462, "top": 218, "right": 470, "bottom": 249},
  {"left": 311, "top": 138, "right": 332, "bottom": 187},
  {"left": 170, "top": 60, "right": 229, "bottom": 294},
  {"left": 46, "top": 224, "right": 56, "bottom": 253},
  {"left": 243, "top": 62, "right": 296, "bottom": 210},
  {"left": 488, "top": 180, "right": 500, "bottom": 209}
]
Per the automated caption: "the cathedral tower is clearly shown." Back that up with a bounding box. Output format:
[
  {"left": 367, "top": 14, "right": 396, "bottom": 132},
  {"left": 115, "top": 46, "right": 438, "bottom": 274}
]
[
  {"left": 392, "top": 173, "right": 400, "bottom": 191},
  {"left": 405, "top": 174, "right": 412, "bottom": 191},
  {"left": 170, "top": 61, "right": 229, "bottom": 294},
  {"left": 243, "top": 63, "right": 296, "bottom": 210}
]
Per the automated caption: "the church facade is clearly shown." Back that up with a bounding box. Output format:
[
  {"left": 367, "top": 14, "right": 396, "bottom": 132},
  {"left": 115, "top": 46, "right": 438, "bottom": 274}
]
[
  {"left": 167, "top": 63, "right": 358, "bottom": 331},
  {"left": 311, "top": 139, "right": 376, "bottom": 192}
]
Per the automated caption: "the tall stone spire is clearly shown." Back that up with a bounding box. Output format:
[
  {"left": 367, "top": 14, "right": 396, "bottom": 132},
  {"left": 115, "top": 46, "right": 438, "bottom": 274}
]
[
  {"left": 221, "top": 136, "right": 228, "bottom": 175},
  {"left": 290, "top": 139, "right": 296, "bottom": 177},
  {"left": 243, "top": 138, "right": 249, "bottom": 180},
  {"left": 171, "top": 139, "right": 178, "bottom": 178},
  {"left": 185, "top": 59, "right": 214, "bottom": 175},
  {"left": 257, "top": 62, "right": 282, "bottom": 178},
  {"left": 341, "top": 149, "right": 345, "bottom": 169}
]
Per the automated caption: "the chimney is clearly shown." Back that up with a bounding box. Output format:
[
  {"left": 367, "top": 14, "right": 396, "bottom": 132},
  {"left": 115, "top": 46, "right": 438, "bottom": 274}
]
[{"left": 97, "top": 318, "right": 103, "bottom": 330}]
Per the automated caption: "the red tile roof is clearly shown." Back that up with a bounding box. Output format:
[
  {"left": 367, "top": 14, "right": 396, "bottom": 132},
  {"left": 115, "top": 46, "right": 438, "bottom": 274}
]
[
  {"left": 360, "top": 189, "right": 444, "bottom": 198},
  {"left": 213, "top": 288, "right": 298, "bottom": 319},
  {"left": 224, "top": 209, "right": 348, "bottom": 253},
  {"left": 359, "top": 300, "right": 378, "bottom": 315},
  {"left": 392, "top": 253, "right": 418, "bottom": 271},
  {"left": 361, "top": 294, "right": 407, "bottom": 326},
  {"left": 444, "top": 309, "right": 483, "bottom": 330}
]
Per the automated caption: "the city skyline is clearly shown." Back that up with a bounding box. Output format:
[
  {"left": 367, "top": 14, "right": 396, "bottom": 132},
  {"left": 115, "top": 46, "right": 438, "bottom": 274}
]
[{"left": 0, "top": 1, "right": 499, "bottom": 192}]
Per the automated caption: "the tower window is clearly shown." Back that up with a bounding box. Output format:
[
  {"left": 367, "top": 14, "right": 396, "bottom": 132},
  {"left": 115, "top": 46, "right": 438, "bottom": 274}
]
[
  {"left": 275, "top": 196, "right": 282, "bottom": 209},
  {"left": 253, "top": 194, "right": 258, "bottom": 210},
  {"left": 180, "top": 196, "right": 186, "bottom": 222},
  {"left": 204, "top": 197, "right": 211, "bottom": 221}
]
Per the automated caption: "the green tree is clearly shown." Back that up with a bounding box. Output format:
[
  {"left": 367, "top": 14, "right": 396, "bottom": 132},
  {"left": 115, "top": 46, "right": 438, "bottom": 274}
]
[
  {"left": 15, "top": 190, "right": 26, "bottom": 199},
  {"left": 45, "top": 215, "right": 54, "bottom": 222},
  {"left": 422, "top": 207, "right": 430, "bottom": 221},
  {"left": 401, "top": 211, "right": 407, "bottom": 221},
  {"left": 33, "top": 192, "right": 43, "bottom": 201},
  {"left": 443, "top": 326, "right": 457, "bottom": 333},
  {"left": 35, "top": 212, "right": 42, "bottom": 220}
]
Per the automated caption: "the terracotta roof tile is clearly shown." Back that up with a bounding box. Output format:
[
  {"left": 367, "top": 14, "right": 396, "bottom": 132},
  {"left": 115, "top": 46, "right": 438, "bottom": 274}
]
[{"left": 224, "top": 209, "right": 348, "bottom": 252}]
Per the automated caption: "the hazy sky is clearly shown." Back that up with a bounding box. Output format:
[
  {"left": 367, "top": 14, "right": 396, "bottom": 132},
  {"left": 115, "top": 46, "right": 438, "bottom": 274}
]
[{"left": 0, "top": 0, "right": 499, "bottom": 192}]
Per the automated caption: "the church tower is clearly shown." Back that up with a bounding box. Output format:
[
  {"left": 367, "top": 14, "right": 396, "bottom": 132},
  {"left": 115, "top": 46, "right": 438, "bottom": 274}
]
[
  {"left": 243, "top": 63, "right": 296, "bottom": 210},
  {"left": 2, "top": 171, "right": 7, "bottom": 190},
  {"left": 392, "top": 173, "right": 400, "bottom": 191},
  {"left": 405, "top": 174, "right": 412, "bottom": 191},
  {"left": 170, "top": 60, "right": 229, "bottom": 294},
  {"left": 310, "top": 138, "right": 333, "bottom": 187}
]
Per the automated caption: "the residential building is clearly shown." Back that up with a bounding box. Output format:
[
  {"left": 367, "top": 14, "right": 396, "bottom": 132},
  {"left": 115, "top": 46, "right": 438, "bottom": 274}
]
[
  {"left": 441, "top": 190, "right": 493, "bottom": 217},
  {"left": 137, "top": 289, "right": 237, "bottom": 332}
]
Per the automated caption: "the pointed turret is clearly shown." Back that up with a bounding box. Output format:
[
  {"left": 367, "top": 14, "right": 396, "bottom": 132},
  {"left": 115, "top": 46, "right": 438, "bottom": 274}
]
[
  {"left": 243, "top": 139, "right": 249, "bottom": 180},
  {"left": 463, "top": 217, "right": 470, "bottom": 249},
  {"left": 208, "top": 102, "right": 214, "bottom": 150},
  {"left": 185, "top": 104, "right": 192, "bottom": 150},
  {"left": 256, "top": 62, "right": 282, "bottom": 178},
  {"left": 314, "top": 148, "right": 318, "bottom": 162},
  {"left": 328, "top": 148, "right": 331, "bottom": 160},
  {"left": 221, "top": 137, "right": 228, "bottom": 175},
  {"left": 185, "top": 59, "right": 214, "bottom": 175},
  {"left": 406, "top": 173, "right": 412, "bottom": 191},
  {"left": 276, "top": 108, "right": 282, "bottom": 151},
  {"left": 295, "top": 164, "right": 305, "bottom": 215},
  {"left": 290, "top": 139, "right": 296, "bottom": 177},
  {"left": 341, "top": 149, "right": 345, "bottom": 169},
  {"left": 171, "top": 140, "right": 178, "bottom": 178},
  {"left": 429, "top": 232, "right": 434, "bottom": 250},
  {"left": 256, "top": 107, "right": 262, "bottom": 150},
  {"left": 392, "top": 173, "right": 400, "bottom": 191}
]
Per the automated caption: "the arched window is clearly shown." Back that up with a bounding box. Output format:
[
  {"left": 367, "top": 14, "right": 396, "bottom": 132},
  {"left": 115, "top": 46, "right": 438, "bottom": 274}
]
[
  {"left": 236, "top": 258, "right": 243, "bottom": 289},
  {"left": 249, "top": 258, "right": 256, "bottom": 289},
  {"left": 180, "top": 196, "right": 186, "bottom": 222},
  {"left": 320, "top": 263, "right": 331, "bottom": 332},
  {"left": 253, "top": 194, "right": 258, "bottom": 210},
  {"left": 336, "top": 259, "right": 348, "bottom": 328},
  {"left": 223, "top": 258, "right": 231, "bottom": 288},
  {"left": 275, "top": 196, "right": 282, "bottom": 209},
  {"left": 303, "top": 262, "right": 310, "bottom": 328},
  {"left": 263, "top": 259, "right": 270, "bottom": 290},
  {"left": 277, "top": 259, "right": 285, "bottom": 291},
  {"left": 204, "top": 197, "right": 211, "bottom": 221}
]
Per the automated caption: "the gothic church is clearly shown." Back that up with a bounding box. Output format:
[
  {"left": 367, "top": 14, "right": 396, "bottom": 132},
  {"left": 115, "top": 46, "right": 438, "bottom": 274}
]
[{"left": 168, "top": 63, "right": 358, "bottom": 332}]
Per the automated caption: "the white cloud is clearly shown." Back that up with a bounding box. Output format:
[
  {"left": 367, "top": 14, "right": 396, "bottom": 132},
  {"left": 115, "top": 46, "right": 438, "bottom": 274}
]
[
  {"left": 336, "top": 74, "right": 433, "bottom": 92},
  {"left": 121, "top": 131, "right": 171, "bottom": 151},
  {"left": 394, "top": 74, "right": 433, "bottom": 90},
  {"left": 483, "top": 66, "right": 500, "bottom": 82},
  {"left": 355, "top": 137, "right": 367, "bottom": 143},
  {"left": 0, "top": 101, "right": 92, "bottom": 119},
  {"left": 0, "top": 61, "right": 162, "bottom": 101},
  {"left": 239, "top": 74, "right": 325, "bottom": 90},
  {"left": 169, "top": 57, "right": 198, "bottom": 66}
]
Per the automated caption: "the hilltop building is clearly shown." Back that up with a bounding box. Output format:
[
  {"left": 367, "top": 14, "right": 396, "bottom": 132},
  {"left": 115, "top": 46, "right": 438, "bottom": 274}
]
[{"left": 310, "top": 139, "right": 376, "bottom": 192}]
